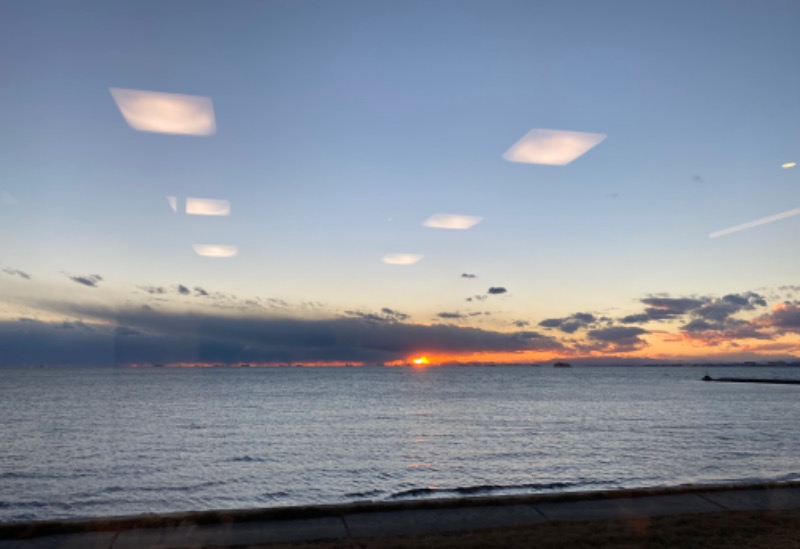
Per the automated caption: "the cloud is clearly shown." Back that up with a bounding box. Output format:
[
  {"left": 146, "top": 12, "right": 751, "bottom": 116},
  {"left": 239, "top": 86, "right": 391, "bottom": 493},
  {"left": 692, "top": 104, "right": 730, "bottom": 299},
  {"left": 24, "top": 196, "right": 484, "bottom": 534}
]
[
  {"left": 538, "top": 312, "right": 598, "bottom": 334},
  {"left": 759, "top": 302, "right": 800, "bottom": 332},
  {"left": 620, "top": 297, "right": 706, "bottom": 324},
  {"left": 678, "top": 317, "right": 772, "bottom": 346},
  {"left": 487, "top": 287, "right": 507, "bottom": 295},
  {"left": 437, "top": 312, "right": 466, "bottom": 320},
  {"left": 0, "top": 305, "right": 564, "bottom": 366},
  {"left": 461, "top": 273, "right": 477, "bottom": 279},
  {"left": 66, "top": 274, "right": 103, "bottom": 288},
  {"left": 586, "top": 326, "right": 649, "bottom": 353},
  {"left": 139, "top": 286, "right": 167, "bottom": 295},
  {"left": 140, "top": 284, "right": 214, "bottom": 299},
  {"left": 620, "top": 293, "right": 767, "bottom": 325},
  {"left": 344, "top": 308, "right": 410, "bottom": 323},
  {"left": 2, "top": 267, "right": 32, "bottom": 280},
  {"left": 381, "top": 307, "right": 409, "bottom": 321}
]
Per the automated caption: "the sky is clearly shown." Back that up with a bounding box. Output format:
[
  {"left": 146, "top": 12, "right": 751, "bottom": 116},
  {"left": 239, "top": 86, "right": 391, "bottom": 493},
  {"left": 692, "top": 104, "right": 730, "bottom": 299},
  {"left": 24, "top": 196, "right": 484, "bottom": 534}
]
[{"left": 1, "top": 0, "right": 799, "bottom": 366}]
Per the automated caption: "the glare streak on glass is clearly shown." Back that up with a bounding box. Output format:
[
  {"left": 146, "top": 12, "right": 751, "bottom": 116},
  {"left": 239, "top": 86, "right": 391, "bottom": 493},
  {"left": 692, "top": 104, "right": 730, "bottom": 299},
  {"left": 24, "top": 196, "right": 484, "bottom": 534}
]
[
  {"left": 422, "top": 214, "right": 483, "bottom": 230},
  {"left": 503, "top": 128, "right": 607, "bottom": 166},
  {"left": 192, "top": 244, "right": 238, "bottom": 257},
  {"left": 166, "top": 196, "right": 178, "bottom": 212},
  {"left": 709, "top": 207, "right": 800, "bottom": 238},
  {"left": 382, "top": 253, "right": 423, "bottom": 265},
  {"left": 185, "top": 198, "right": 230, "bottom": 216},
  {"left": 109, "top": 88, "right": 216, "bottom": 136}
]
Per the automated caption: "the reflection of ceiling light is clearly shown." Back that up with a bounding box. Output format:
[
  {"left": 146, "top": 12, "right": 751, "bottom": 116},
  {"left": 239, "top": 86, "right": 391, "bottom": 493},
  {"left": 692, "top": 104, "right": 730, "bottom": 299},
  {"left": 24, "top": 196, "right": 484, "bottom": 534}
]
[
  {"left": 192, "top": 244, "right": 238, "bottom": 257},
  {"left": 186, "top": 197, "right": 230, "bottom": 216},
  {"left": 383, "top": 253, "right": 423, "bottom": 265},
  {"left": 709, "top": 207, "right": 800, "bottom": 238},
  {"left": 503, "top": 128, "right": 606, "bottom": 166},
  {"left": 423, "top": 214, "right": 483, "bottom": 229},
  {"left": 166, "top": 196, "right": 177, "bottom": 212},
  {"left": 783, "top": 162, "right": 796, "bottom": 169},
  {"left": 110, "top": 88, "right": 216, "bottom": 136}
]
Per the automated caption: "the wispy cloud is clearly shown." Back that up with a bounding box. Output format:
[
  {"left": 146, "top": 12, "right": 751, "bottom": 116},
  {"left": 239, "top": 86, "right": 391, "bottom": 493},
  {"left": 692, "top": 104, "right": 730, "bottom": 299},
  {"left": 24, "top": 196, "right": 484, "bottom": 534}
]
[
  {"left": 343, "top": 307, "right": 410, "bottom": 323},
  {"left": 65, "top": 274, "right": 103, "bottom": 288},
  {"left": 2, "top": 267, "right": 32, "bottom": 280}
]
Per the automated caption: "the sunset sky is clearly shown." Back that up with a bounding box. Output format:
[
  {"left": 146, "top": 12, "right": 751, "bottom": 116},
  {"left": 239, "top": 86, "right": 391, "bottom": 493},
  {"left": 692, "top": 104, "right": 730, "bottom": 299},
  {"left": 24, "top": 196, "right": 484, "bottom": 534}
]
[{"left": 1, "top": 0, "right": 799, "bottom": 366}]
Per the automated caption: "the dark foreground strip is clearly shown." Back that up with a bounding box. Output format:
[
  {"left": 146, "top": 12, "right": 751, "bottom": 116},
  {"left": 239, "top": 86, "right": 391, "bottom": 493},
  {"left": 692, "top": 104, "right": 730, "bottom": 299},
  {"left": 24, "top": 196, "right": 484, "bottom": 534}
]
[{"left": 2, "top": 481, "right": 800, "bottom": 542}]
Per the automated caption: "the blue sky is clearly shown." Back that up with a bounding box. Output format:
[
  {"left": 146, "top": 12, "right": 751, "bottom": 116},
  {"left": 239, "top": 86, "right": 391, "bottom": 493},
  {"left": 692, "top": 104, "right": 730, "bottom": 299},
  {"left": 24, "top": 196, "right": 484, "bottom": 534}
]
[{"left": 1, "top": 0, "right": 799, "bottom": 365}]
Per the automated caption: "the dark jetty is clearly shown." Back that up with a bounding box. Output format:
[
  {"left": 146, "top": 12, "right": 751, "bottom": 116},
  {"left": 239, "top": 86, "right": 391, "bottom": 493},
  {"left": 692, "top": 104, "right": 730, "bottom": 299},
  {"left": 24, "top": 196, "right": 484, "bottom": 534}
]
[{"left": 702, "top": 375, "right": 800, "bottom": 385}]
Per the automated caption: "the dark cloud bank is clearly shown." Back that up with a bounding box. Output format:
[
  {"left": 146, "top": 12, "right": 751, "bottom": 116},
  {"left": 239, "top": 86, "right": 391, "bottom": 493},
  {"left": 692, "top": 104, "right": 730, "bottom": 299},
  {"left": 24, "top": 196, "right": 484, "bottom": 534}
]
[
  {"left": 2, "top": 289, "right": 797, "bottom": 367},
  {"left": 0, "top": 305, "right": 562, "bottom": 367}
]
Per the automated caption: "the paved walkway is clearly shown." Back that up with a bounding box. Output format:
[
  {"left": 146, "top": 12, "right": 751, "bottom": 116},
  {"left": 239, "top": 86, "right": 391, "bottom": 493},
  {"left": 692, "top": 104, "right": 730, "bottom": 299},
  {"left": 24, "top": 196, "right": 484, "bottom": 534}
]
[{"left": 2, "top": 484, "right": 800, "bottom": 548}]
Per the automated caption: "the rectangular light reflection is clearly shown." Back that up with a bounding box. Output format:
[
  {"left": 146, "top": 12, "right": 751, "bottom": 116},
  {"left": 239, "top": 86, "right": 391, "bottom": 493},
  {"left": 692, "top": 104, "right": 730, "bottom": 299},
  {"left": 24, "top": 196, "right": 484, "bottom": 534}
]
[
  {"left": 110, "top": 88, "right": 216, "bottom": 136},
  {"left": 503, "top": 128, "right": 606, "bottom": 166},
  {"left": 383, "top": 253, "right": 423, "bottom": 265},
  {"left": 193, "top": 244, "right": 238, "bottom": 257},
  {"left": 423, "top": 214, "right": 483, "bottom": 230},
  {"left": 709, "top": 207, "right": 800, "bottom": 238},
  {"left": 186, "top": 197, "right": 230, "bottom": 216}
]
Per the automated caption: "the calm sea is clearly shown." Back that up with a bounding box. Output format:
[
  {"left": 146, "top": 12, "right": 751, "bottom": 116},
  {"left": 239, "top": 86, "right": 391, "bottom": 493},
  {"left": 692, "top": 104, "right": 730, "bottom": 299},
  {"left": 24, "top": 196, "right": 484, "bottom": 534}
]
[{"left": 2, "top": 366, "right": 799, "bottom": 523}]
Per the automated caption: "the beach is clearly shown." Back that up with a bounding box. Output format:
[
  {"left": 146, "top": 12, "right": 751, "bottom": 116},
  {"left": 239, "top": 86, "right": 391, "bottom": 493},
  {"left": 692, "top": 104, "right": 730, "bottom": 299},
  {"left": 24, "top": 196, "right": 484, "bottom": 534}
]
[{"left": 2, "top": 481, "right": 800, "bottom": 548}]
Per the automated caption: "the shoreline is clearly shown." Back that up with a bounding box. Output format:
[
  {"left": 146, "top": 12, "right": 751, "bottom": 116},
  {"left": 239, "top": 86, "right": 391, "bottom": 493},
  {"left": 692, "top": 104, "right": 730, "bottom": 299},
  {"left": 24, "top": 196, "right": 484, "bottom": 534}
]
[{"left": 3, "top": 480, "right": 800, "bottom": 541}]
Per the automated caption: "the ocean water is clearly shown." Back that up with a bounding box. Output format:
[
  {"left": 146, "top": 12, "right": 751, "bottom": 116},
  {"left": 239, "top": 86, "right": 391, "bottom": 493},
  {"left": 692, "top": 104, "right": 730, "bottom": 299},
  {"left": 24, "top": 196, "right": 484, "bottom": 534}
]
[{"left": 1, "top": 365, "right": 800, "bottom": 523}]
